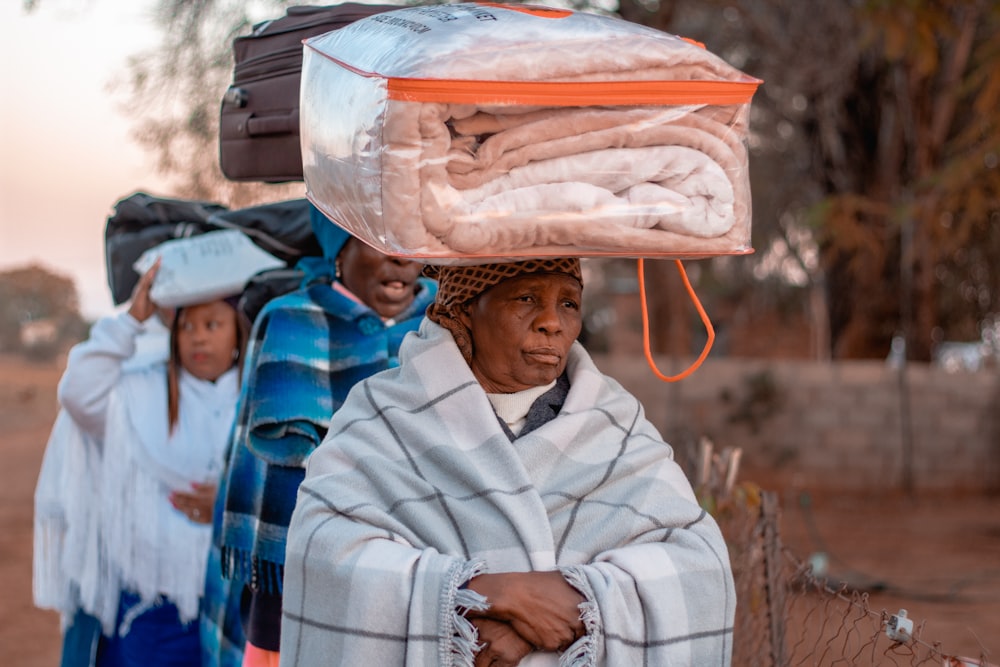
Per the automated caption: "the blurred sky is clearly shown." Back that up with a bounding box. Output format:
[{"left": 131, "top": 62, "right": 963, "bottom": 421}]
[{"left": 0, "top": 0, "right": 168, "bottom": 319}]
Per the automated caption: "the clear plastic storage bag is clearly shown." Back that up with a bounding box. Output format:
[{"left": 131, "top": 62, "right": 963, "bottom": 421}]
[
  {"left": 301, "top": 3, "right": 761, "bottom": 264},
  {"left": 133, "top": 230, "right": 284, "bottom": 307}
]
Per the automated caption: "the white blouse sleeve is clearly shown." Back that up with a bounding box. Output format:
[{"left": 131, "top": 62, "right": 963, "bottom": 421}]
[{"left": 57, "top": 312, "right": 144, "bottom": 440}]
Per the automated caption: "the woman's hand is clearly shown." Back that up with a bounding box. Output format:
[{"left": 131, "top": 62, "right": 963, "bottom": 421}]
[
  {"left": 466, "top": 571, "right": 586, "bottom": 653},
  {"left": 473, "top": 618, "right": 534, "bottom": 667},
  {"left": 127, "top": 259, "right": 161, "bottom": 323},
  {"left": 169, "top": 481, "right": 217, "bottom": 524}
]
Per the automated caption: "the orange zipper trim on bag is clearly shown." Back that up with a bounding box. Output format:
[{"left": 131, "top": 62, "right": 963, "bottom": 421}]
[
  {"left": 305, "top": 50, "right": 761, "bottom": 106},
  {"left": 385, "top": 77, "right": 760, "bottom": 106},
  {"left": 473, "top": 3, "right": 573, "bottom": 19}
]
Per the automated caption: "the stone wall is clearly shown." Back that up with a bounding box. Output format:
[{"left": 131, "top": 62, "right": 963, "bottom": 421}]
[{"left": 591, "top": 355, "right": 1000, "bottom": 492}]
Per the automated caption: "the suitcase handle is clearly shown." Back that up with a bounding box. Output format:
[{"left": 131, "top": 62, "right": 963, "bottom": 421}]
[{"left": 246, "top": 110, "right": 299, "bottom": 136}]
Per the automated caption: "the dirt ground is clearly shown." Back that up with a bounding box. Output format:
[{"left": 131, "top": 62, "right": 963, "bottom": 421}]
[
  {"left": 742, "top": 469, "right": 1000, "bottom": 663},
  {"left": 2, "top": 353, "right": 997, "bottom": 665}
]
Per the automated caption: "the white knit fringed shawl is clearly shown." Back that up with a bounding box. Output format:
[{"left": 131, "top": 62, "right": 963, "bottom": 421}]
[
  {"left": 33, "top": 410, "right": 118, "bottom": 631},
  {"left": 34, "top": 321, "right": 171, "bottom": 634},
  {"left": 281, "top": 319, "right": 735, "bottom": 666},
  {"left": 100, "top": 364, "right": 238, "bottom": 627}
]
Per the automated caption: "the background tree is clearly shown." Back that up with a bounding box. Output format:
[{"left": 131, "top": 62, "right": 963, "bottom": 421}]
[
  {"left": 617, "top": 0, "right": 999, "bottom": 361},
  {"left": 114, "top": 0, "right": 304, "bottom": 207},
  {"left": 0, "top": 264, "right": 89, "bottom": 359},
  {"left": 51, "top": 0, "right": 998, "bottom": 361},
  {"left": 847, "top": 0, "right": 1000, "bottom": 361}
]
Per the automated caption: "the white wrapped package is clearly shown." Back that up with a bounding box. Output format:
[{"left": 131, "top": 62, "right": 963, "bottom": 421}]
[
  {"left": 300, "top": 3, "right": 761, "bottom": 264},
  {"left": 133, "top": 229, "right": 284, "bottom": 308}
]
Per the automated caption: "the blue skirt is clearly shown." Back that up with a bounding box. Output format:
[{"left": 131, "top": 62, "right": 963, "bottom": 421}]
[{"left": 97, "top": 591, "right": 200, "bottom": 667}]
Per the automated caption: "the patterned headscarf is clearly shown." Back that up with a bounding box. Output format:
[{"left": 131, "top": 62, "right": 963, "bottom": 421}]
[{"left": 424, "top": 258, "right": 583, "bottom": 364}]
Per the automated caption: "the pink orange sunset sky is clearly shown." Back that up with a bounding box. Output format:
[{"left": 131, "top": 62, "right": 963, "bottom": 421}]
[{"left": 1, "top": 1, "right": 172, "bottom": 319}]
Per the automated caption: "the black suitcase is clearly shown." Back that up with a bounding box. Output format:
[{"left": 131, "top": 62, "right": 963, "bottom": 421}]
[{"left": 219, "top": 3, "right": 397, "bottom": 183}]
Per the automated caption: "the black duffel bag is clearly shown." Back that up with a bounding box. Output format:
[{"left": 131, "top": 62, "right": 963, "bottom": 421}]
[{"left": 105, "top": 192, "right": 322, "bottom": 305}]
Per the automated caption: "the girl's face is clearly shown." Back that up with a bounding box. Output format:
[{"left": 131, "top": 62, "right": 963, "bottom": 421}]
[{"left": 175, "top": 300, "right": 239, "bottom": 382}]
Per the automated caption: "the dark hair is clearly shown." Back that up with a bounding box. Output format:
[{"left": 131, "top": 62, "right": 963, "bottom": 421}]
[{"left": 166, "top": 301, "right": 250, "bottom": 433}]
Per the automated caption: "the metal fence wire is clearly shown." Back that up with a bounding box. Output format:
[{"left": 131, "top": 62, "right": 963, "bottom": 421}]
[{"left": 693, "top": 440, "right": 996, "bottom": 667}]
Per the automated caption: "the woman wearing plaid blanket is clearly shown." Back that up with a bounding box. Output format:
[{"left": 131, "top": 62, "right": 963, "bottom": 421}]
[
  {"left": 208, "top": 206, "right": 437, "bottom": 667},
  {"left": 281, "top": 258, "right": 736, "bottom": 666}
]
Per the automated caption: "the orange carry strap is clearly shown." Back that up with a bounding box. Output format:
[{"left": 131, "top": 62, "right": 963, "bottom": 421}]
[{"left": 638, "top": 258, "right": 715, "bottom": 382}]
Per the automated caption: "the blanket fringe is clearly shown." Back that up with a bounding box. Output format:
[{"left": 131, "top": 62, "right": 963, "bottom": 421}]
[
  {"left": 561, "top": 635, "right": 599, "bottom": 667},
  {"left": 100, "top": 424, "right": 211, "bottom": 625},
  {"left": 255, "top": 557, "right": 285, "bottom": 595},
  {"left": 448, "top": 560, "right": 489, "bottom": 667},
  {"left": 32, "top": 516, "right": 69, "bottom": 615},
  {"left": 32, "top": 411, "right": 104, "bottom": 630},
  {"left": 220, "top": 545, "right": 249, "bottom": 583},
  {"left": 559, "top": 565, "right": 602, "bottom": 667},
  {"left": 221, "top": 547, "right": 285, "bottom": 595}
]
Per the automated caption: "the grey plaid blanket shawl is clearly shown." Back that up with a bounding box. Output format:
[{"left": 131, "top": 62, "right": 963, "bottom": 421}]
[{"left": 281, "top": 320, "right": 735, "bottom": 666}]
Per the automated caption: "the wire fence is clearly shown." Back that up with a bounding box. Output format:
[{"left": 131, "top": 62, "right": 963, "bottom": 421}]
[{"left": 693, "top": 439, "right": 996, "bottom": 667}]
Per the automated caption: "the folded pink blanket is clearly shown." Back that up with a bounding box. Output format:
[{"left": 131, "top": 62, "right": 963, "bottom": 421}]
[{"left": 301, "top": 4, "right": 760, "bottom": 262}]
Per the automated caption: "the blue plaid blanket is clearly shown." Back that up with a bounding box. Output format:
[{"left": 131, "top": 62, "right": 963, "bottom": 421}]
[{"left": 219, "top": 268, "right": 437, "bottom": 591}]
